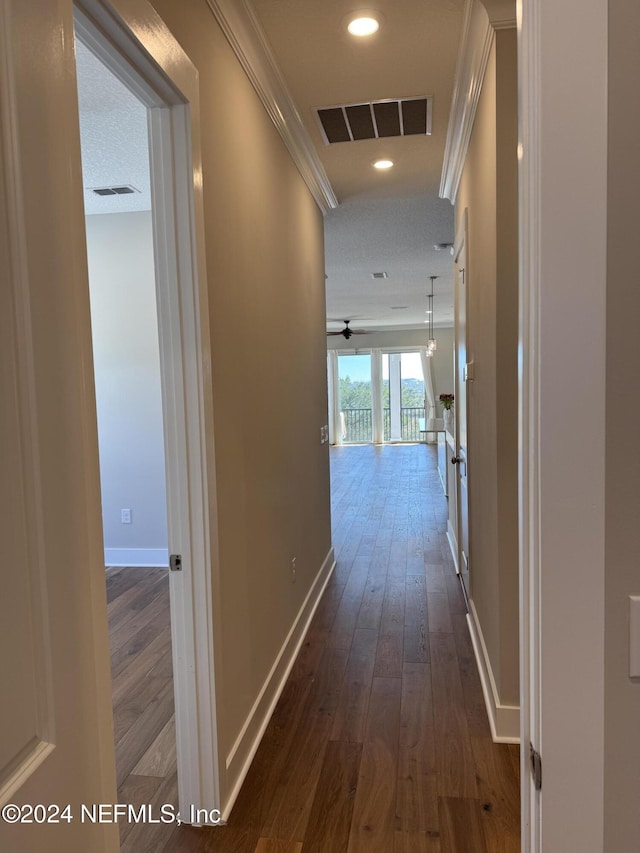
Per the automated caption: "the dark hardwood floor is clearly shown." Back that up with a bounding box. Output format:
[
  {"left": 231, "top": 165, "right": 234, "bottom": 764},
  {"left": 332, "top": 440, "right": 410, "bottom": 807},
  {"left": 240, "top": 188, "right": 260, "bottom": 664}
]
[
  {"left": 108, "top": 443, "right": 520, "bottom": 852},
  {"left": 106, "top": 564, "right": 179, "bottom": 852}
]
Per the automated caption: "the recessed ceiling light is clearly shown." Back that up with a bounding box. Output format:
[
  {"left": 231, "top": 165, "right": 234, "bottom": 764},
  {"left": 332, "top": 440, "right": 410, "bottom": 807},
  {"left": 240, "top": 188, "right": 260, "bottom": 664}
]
[
  {"left": 347, "top": 13, "right": 380, "bottom": 36},
  {"left": 373, "top": 159, "right": 394, "bottom": 170}
]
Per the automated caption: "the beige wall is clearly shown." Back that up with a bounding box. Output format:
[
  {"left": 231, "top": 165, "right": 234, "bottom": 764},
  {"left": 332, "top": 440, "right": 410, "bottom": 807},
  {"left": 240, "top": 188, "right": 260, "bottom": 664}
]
[
  {"left": 150, "top": 0, "right": 332, "bottom": 801},
  {"left": 605, "top": 1, "right": 640, "bottom": 847},
  {"left": 327, "top": 327, "right": 455, "bottom": 400},
  {"left": 494, "top": 28, "right": 519, "bottom": 709},
  {"left": 455, "top": 29, "right": 519, "bottom": 706}
]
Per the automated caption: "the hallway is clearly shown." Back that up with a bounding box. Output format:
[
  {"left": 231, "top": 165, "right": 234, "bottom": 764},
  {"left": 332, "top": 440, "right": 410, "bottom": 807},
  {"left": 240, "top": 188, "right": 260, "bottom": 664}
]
[{"left": 163, "top": 443, "right": 519, "bottom": 852}]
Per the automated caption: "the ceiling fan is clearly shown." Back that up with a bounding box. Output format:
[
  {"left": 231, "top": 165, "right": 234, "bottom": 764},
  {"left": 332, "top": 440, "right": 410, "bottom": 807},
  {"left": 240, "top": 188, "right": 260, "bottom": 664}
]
[{"left": 326, "top": 320, "right": 369, "bottom": 340}]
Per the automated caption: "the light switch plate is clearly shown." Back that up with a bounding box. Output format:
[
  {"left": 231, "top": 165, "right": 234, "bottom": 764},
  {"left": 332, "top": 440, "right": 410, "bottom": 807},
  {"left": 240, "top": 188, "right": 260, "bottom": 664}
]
[{"left": 629, "top": 595, "right": 640, "bottom": 677}]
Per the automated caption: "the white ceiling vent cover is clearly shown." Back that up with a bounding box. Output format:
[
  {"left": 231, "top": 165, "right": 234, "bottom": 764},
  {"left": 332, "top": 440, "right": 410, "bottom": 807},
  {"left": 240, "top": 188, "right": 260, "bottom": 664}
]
[
  {"left": 371, "top": 272, "right": 388, "bottom": 279},
  {"left": 315, "top": 97, "right": 432, "bottom": 145},
  {"left": 91, "top": 184, "right": 140, "bottom": 196}
]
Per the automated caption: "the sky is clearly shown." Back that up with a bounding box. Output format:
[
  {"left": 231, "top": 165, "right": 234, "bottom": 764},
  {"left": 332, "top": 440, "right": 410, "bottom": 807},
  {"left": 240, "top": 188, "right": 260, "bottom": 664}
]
[{"left": 338, "top": 352, "right": 424, "bottom": 383}]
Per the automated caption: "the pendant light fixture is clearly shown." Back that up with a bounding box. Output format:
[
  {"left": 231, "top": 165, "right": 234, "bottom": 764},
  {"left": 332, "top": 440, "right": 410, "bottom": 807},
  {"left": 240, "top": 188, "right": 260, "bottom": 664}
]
[
  {"left": 427, "top": 276, "right": 438, "bottom": 354},
  {"left": 424, "top": 281, "right": 433, "bottom": 356}
]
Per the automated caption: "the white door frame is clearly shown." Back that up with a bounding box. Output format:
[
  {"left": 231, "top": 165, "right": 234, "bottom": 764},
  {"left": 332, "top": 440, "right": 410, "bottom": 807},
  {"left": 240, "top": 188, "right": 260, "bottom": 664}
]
[
  {"left": 453, "top": 217, "right": 469, "bottom": 595},
  {"left": 518, "top": 0, "right": 607, "bottom": 849},
  {"left": 75, "top": 0, "right": 222, "bottom": 819}
]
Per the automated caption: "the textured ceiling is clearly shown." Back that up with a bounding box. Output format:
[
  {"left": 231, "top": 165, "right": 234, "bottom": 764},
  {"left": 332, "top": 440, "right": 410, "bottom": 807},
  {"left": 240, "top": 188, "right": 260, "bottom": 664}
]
[
  {"left": 75, "top": 40, "right": 151, "bottom": 216},
  {"left": 325, "top": 195, "right": 455, "bottom": 330},
  {"left": 249, "top": 0, "right": 464, "bottom": 330}
]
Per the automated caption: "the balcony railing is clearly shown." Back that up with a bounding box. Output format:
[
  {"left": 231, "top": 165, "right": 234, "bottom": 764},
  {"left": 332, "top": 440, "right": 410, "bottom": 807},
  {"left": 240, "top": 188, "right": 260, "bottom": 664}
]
[
  {"left": 341, "top": 408, "right": 372, "bottom": 443},
  {"left": 399, "top": 407, "right": 425, "bottom": 442},
  {"left": 341, "top": 407, "right": 425, "bottom": 443}
]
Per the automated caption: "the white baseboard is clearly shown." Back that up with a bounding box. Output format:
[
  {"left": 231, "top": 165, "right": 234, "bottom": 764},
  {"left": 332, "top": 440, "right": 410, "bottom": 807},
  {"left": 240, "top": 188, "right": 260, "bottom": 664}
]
[
  {"left": 446, "top": 521, "right": 459, "bottom": 572},
  {"left": 104, "top": 547, "right": 169, "bottom": 567},
  {"left": 221, "top": 546, "right": 336, "bottom": 821},
  {"left": 466, "top": 602, "right": 520, "bottom": 743}
]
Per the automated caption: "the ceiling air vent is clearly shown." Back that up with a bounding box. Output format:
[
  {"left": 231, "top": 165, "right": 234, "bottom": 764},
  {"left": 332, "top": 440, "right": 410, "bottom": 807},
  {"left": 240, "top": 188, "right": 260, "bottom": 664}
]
[
  {"left": 315, "top": 97, "right": 432, "bottom": 145},
  {"left": 91, "top": 184, "right": 140, "bottom": 196},
  {"left": 371, "top": 272, "right": 388, "bottom": 280}
]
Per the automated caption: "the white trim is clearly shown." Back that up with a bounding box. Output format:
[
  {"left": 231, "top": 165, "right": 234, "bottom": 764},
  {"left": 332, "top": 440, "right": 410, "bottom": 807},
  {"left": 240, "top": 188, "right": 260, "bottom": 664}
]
[
  {"left": 517, "top": 0, "right": 538, "bottom": 846},
  {"left": 518, "top": 0, "right": 607, "bottom": 849},
  {"left": 147, "top": 101, "right": 220, "bottom": 819},
  {"left": 76, "top": 0, "right": 222, "bottom": 820},
  {"left": 492, "top": 18, "right": 517, "bottom": 29},
  {"left": 204, "top": 0, "right": 338, "bottom": 214},
  {"left": 480, "top": 0, "right": 517, "bottom": 26},
  {"left": 222, "top": 547, "right": 336, "bottom": 821},
  {"left": 371, "top": 348, "right": 384, "bottom": 445},
  {"left": 446, "top": 522, "right": 459, "bottom": 572},
  {"left": 439, "top": 0, "right": 494, "bottom": 204},
  {"left": 104, "top": 548, "right": 169, "bottom": 567},
  {"left": 467, "top": 603, "right": 520, "bottom": 742},
  {"left": 0, "top": 742, "right": 56, "bottom": 808}
]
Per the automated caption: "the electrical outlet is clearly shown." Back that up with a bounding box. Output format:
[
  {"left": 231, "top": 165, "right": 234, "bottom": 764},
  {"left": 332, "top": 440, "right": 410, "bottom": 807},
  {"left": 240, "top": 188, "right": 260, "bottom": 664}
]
[
  {"left": 121, "top": 508, "right": 132, "bottom": 524},
  {"left": 291, "top": 556, "right": 296, "bottom": 583}
]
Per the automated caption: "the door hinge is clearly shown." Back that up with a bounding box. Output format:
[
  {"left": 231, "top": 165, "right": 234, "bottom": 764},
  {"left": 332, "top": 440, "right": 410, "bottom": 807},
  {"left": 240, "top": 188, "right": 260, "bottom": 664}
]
[
  {"left": 169, "top": 554, "right": 182, "bottom": 572},
  {"left": 530, "top": 743, "right": 542, "bottom": 791}
]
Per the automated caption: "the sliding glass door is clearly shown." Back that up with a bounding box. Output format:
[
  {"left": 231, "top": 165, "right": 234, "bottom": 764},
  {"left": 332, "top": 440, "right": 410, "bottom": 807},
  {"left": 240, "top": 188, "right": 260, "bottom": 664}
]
[
  {"left": 337, "top": 353, "right": 373, "bottom": 443},
  {"left": 382, "top": 351, "right": 425, "bottom": 442},
  {"left": 329, "top": 349, "right": 427, "bottom": 445}
]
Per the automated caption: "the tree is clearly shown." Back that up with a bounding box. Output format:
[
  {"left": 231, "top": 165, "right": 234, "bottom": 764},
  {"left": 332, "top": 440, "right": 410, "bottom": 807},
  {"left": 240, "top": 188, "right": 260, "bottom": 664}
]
[{"left": 338, "top": 376, "right": 372, "bottom": 409}]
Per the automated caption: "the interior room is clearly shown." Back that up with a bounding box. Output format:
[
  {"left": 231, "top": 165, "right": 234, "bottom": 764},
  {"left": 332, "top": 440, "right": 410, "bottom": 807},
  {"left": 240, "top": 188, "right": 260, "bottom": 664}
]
[{"left": 2, "top": 0, "right": 630, "bottom": 851}]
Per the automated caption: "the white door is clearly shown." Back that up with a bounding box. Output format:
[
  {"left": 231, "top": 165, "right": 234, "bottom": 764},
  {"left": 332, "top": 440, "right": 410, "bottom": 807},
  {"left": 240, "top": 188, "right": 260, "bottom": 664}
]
[
  {"left": 0, "top": 1, "right": 118, "bottom": 850},
  {"left": 454, "top": 229, "right": 470, "bottom": 600}
]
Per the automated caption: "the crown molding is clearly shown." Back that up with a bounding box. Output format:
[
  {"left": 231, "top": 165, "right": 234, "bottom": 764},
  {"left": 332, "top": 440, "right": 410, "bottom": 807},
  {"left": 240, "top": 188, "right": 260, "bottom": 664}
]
[
  {"left": 491, "top": 17, "right": 517, "bottom": 30},
  {"left": 205, "top": 0, "right": 338, "bottom": 213},
  {"left": 480, "top": 0, "right": 516, "bottom": 28},
  {"left": 439, "top": 0, "right": 495, "bottom": 204}
]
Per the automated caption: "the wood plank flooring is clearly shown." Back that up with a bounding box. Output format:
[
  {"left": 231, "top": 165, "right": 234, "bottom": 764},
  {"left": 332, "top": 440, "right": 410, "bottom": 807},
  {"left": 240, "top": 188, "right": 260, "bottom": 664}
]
[
  {"left": 106, "top": 564, "right": 179, "bottom": 851},
  {"left": 109, "top": 444, "right": 520, "bottom": 852}
]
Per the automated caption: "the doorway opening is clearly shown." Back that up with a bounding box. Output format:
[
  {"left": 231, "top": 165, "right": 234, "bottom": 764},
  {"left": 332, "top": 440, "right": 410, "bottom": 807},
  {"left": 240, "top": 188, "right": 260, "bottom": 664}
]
[
  {"left": 72, "top": 0, "right": 221, "bottom": 827},
  {"left": 75, "top": 31, "right": 177, "bottom": 845}
]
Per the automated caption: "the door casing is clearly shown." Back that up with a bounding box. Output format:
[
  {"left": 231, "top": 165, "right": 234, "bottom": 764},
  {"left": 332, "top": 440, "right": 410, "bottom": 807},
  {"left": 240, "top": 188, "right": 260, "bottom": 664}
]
[{"left": 74, "top": 0, "right": 223, "bottom": 819}]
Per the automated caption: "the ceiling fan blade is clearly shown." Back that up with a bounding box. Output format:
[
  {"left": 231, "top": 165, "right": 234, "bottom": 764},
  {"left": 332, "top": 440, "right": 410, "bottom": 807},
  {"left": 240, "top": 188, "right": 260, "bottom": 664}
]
[{"left": 326, "top": 319, "right": 370, "bottom": 340}]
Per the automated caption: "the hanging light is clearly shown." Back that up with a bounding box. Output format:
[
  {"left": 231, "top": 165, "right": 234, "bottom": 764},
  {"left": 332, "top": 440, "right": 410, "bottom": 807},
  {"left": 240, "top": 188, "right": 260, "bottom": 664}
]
[
  {"left": 424, "top": 285, "right": 434, "bottom": 353},
  {"left": 428, "top": 275, "right": 438, "bottom": 352}
]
